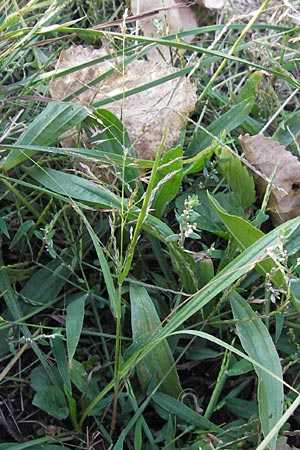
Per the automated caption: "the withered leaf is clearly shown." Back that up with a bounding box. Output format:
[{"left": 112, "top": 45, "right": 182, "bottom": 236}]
[
  {"left": 49, "top": 45, "right": 197, "bottom": 160},
  {"left": 130, "top": 0, "right": 198, "bottom": 61},
  {"left": 195, "top": 0, "right": 224, "bottom": 8},
  {"left": 239, "top": 133, "right": 300, "bottom": 226}
]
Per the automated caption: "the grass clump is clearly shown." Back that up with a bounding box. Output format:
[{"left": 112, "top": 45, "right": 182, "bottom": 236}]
[{"left": 0, "top": 0, "right": 300, "bottom": 449}]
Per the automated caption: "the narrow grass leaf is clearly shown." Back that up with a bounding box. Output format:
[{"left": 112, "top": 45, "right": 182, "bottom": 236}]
[
  {"left": 27, "top": 166, "right": 122, "bottom": 209},
  {"left": 51, "top": 337, "right": 71, "bottom": 394},
  {"left": 0, "top": 442, "right": 72, "bottom": 450},
  {"left": 30, "top": 446, "right": 73, "bottom": 450},
  {"left": 229, "top": 290, "right": 283, "bottom": 450},
  {"left": 9, "top": 219, "right": 35, "bottom": 248},
  {"left": 0, "top": 216, "right": 10, "bottom": 238},
  {"left": 86, "top": 109, "right": 139, "bottom": 191},
  {"left": 134, "top": 417, "right": 142, "bottom": 450},
  {"left": 1, "top": 102, "right": 89, "bottom": 171},
  {"left": 0, "top": 253, "right": 56, "bottom": 382},
  {"left": 226, "top": 398, "right": 258, "bottom": 419},
  {"left": 130, "top": 283, "right": 182, "bottom": 397},
  {"left": 26, "top": 166, "right": 174, "bottom": 241},
  {"left": 187, "top": 99, "right": 254, "bottom": 157},
  {"left": 66, "top": 293, "right": 86, "bottom": 363},
  {"left": 74, "top": 206, "right": 118, "bottom": 318}
]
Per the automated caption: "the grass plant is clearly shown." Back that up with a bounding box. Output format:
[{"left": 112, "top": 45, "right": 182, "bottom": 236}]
[{"left": 0, "top": 0, "right": 300, "bottom": 449}]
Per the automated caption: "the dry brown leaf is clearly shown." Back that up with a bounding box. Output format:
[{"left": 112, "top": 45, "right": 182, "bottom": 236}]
[
  {"left": 239, "top": 133, "right": 300, "bottom": 226},
  {"left": 49, "top": 45, "right": 197, "bottom": 160},
  {"left": 130, "top": 0, "right": 198, "bottom": 61},
  {"left": 130, "top": 0, "right": 224, "bottom": 61}
]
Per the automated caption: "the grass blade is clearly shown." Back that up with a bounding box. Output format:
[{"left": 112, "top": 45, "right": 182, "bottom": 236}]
[
  {"left": 229, "top": 290, "right": 283, "bottom": 450},
  {"left": 186, "top": 99, "right": 254, "bottom": 158},
  {"left": 1, "top": 102, "right": 89, "bottom": 171}
]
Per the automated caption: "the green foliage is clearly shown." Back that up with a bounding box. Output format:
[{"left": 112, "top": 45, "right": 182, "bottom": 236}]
[
  {"left": 66, "top": 293, "right": 86, "bottom": 364},
  {"left": 230, "top": 291, "right": 283, "bottom": 450},
  {"left": 217, "top": 146, "right": 256, "bottom": 210},
  {"left": 130, "top": 283, "right": 182, "bottom": 397},
  {"left": 1, "top": 0, "right": 300, "bottom": 448},
  {"left": 1, "top": 103, "right": 90, "bottom": 171}
]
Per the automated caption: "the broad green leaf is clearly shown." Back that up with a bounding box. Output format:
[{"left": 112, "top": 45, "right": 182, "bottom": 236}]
[
  {"left": 208, "top": 192, "right": 298, "bottom": 308},
  {"left": 175, "top": 190, "right": 229, "bottom": 237},
  {"left": 217, "top": 146, "right": 255, "bottom": 210},
  {"left": 194, "top": 255, "right": 215, "bottom": 289},
  {"left": 130, "top": 283, "right": 182, "bottom": 397},
  {"left": 30, "top": 365, "right": 63, "bottom": 393},
  {"left": 20, "top": 258, "right": 74, "bottom": 313},
  {"left": 229, "top": 291, "right": 283, "bottom": 450},
  {"left": 66, "top": 293, "right": 86, "bottom": 363},
  {"left": 32, "top": 385, "right": 69, "bottom": 419},
  {"left": 153, "top": 393, "right": 222, "bottom": 431},
  {"left": 1, "top": 102, "right": 90, "bottom": 171},
  {"left": 169, "top": 245, "right": 199, "bottom": 293},
  {"left": 152, "top": 145, "right": 183, "bottom": 218},
  {"left": 187, "top": 99, "right": 254, "bottom": 157}
]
